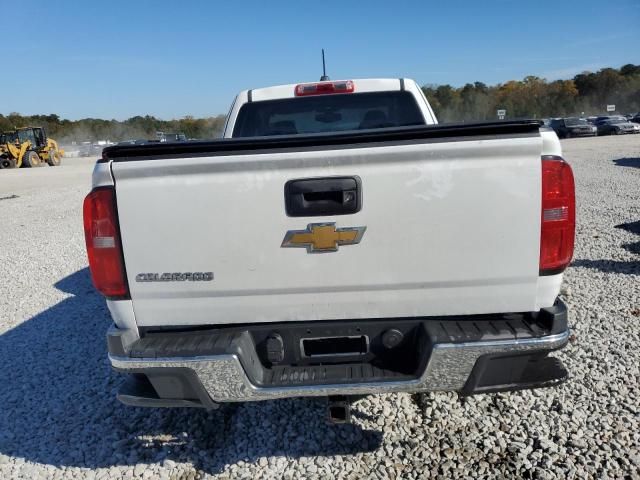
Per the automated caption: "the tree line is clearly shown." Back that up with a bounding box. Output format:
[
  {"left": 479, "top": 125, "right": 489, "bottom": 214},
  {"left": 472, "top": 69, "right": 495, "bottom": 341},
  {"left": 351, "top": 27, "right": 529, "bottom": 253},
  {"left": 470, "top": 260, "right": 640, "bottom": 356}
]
[
  {"left": 1, "top": 64, "right": 638, "bottom": 142},
  {"left": 421, "top": 64, "right": 640, "bottom": 122},
  {"left": 0, "top": 114, "right": 226, "bottom": 144}
]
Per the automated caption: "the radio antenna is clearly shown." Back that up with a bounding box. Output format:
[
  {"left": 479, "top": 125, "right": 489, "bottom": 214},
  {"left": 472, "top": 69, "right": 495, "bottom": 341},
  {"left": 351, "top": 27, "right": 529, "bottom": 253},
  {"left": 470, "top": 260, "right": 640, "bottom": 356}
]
[{"left": 320, "top": 49, "right": 330, "bottom": 81}]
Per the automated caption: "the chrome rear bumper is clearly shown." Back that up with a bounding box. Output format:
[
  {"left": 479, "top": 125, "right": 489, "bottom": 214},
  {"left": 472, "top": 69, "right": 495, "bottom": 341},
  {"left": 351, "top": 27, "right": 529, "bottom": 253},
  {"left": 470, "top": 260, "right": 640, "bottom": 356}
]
[
  {"left": 109, "top": 326, "right": 569, "bottom": 404},
  {"left": 108, "top": 302, "right": 569, "bottom": 406}
]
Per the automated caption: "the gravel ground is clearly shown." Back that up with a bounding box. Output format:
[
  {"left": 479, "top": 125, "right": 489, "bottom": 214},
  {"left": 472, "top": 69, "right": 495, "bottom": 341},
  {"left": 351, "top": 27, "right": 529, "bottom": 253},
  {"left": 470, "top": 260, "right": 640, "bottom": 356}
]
[{"left": 0, "top": 136, "right": 639, "bottom": 479}]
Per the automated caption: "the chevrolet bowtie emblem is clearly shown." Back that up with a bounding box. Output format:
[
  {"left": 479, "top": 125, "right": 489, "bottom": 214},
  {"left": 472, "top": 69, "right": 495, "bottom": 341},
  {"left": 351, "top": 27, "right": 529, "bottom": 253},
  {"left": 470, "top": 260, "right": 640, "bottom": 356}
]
[{"left": 281, "top": 223, "right": 366, "bottom": 253}]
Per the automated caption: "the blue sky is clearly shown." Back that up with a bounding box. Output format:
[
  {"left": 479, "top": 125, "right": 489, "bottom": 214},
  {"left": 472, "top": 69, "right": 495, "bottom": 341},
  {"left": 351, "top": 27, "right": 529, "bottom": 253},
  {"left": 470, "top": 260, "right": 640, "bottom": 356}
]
[{"left": 4, "top": 0, "right": 638, "bottom": 120}]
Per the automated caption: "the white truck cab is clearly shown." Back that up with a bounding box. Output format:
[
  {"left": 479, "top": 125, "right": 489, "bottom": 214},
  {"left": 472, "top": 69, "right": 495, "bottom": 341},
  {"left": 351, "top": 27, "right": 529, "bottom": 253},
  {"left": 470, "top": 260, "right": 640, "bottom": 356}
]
[
  {"left": 222, "top": 78, "right": 438, "bottom": 138},
  {"left": 86, "top": 78, "right": 574, "bottom": 417}
]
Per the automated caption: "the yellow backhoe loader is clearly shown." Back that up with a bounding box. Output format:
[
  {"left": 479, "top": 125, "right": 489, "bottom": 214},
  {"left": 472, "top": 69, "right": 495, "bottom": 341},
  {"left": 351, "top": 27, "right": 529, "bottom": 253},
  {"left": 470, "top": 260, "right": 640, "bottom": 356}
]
[{"left": 0, "top": 127, "right": 64, "bottom": 169}]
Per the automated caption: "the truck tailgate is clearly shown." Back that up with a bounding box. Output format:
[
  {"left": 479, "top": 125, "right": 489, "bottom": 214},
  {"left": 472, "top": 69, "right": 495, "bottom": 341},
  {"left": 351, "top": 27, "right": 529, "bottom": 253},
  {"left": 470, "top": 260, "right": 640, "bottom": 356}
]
[{"left": 110, "top": 128, "right": 542, "bottom": 327}]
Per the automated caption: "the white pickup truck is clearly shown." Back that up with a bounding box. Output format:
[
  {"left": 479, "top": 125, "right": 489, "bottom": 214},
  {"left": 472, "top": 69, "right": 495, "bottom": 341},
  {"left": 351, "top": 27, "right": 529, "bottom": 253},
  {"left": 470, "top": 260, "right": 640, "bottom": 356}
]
[{"left": 84, "top": 78, "right": 575, "bottom": 419}]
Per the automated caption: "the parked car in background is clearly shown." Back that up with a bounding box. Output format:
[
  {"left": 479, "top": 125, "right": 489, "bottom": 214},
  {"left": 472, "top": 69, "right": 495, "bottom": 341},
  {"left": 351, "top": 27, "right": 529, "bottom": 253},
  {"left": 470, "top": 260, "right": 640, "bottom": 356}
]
[
  {"left": 155, "top": 131, "right": 187, "bottom": 142},
  {"left": 78, "top": 142, "right": 91, "bottom": 157},
  {"left": 630, "top": 113, "right": 640, "bottom": 124},
  {"left": 595, "top": 118, "right": 640, "bottom": 135},
  {"left": 79, "top": 143, "right": 106, "bottom": 157},
  {"left": 594, "top": 115, "right": 627, "bottom": 124},
  {"left": 550, "top": 117, "right": 597, "bottom": 138},
  {"left": 118, "top": 139, "right": 157, "bottom": 146}
]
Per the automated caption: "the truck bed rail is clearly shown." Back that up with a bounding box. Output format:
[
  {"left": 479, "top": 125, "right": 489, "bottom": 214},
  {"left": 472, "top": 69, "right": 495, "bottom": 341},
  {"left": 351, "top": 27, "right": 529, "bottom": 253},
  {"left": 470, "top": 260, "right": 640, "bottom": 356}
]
[{"left": 101, "top": 120, "right": 543, "bottom": 162}]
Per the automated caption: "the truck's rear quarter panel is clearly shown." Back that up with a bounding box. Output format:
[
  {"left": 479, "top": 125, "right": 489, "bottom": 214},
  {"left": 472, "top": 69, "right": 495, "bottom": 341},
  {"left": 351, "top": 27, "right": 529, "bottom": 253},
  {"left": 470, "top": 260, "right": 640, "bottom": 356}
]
[{"left": 111, "top": 132, "right": 543, "bottom": 327}]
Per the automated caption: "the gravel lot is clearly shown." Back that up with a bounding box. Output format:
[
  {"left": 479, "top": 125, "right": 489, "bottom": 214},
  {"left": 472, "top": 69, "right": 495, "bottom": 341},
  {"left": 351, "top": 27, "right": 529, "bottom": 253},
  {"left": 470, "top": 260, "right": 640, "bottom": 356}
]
[{"left": 0, "top": 135, "right": 638, "bottom": 479}]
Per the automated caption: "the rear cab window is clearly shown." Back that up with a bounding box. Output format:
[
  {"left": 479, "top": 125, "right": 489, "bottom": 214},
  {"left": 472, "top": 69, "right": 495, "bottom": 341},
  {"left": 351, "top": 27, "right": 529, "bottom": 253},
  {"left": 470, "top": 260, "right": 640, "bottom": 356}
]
[{"left": 232, "top": 91, "right": 425, "bottom": 138}]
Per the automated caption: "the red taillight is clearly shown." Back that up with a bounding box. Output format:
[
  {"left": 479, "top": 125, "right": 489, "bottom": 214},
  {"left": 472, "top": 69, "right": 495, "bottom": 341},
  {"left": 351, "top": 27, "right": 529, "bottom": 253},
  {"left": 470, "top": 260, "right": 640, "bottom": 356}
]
[
  {"left": 540, "top": 156, "right": 575, "bottom": 275},
  {"left": 294, "top": 80, "right": 355, "bottom": 96},
  {"left": 83, "top": 187, "right": 129, "bottom": 298}
]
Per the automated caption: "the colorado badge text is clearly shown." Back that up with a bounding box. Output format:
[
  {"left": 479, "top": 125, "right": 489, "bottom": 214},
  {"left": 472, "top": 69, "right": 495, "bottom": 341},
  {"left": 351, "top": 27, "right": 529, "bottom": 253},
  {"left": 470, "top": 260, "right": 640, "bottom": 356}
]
[{"left": 135, "top": 272, "right": 214, "bottom": 282}]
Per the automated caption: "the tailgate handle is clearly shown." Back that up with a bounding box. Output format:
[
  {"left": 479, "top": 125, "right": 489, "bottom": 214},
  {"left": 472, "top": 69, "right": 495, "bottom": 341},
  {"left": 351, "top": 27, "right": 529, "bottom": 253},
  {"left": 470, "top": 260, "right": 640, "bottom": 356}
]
[{"left": 285, "top": 176, "right": 362, "bottom": 217}]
